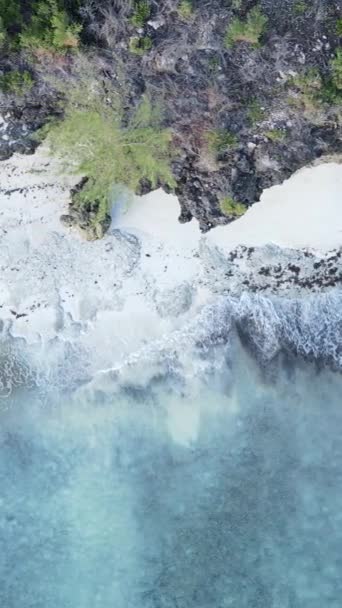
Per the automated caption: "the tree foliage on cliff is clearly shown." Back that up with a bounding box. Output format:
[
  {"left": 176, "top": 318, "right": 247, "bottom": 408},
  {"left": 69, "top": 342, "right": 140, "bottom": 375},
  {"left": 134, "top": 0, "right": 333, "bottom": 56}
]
[
  {"left": 0, "top": 0, "right": 82, "bottom": 52},
  {"left": 42, "top": 74, "right": 174, "bottom": 212}
]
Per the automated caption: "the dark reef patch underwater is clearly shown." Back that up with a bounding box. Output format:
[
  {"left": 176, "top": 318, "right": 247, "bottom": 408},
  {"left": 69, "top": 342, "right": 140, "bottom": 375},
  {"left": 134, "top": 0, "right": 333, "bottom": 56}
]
[{"left": 1, "top": 292, "right": 342, "bottom": 608}]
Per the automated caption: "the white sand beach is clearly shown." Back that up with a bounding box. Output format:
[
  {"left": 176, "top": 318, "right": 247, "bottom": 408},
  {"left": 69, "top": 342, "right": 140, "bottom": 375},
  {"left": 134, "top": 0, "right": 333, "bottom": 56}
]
[
  {"left": 0, "top": 146, "right": 341, "bottom": 357},
  {"left": 206, "top": 161, "right": 342, "bottom": 253}
]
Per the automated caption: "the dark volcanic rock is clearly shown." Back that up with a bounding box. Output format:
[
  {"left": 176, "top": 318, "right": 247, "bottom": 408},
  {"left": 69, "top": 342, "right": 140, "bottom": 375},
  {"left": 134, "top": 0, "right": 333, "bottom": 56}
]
[
  {"left": 62, "top": 178, "right": 112, "bottom": 241},
  {"left": 0, "top": 94, "right": 59, "bottom": 159}
]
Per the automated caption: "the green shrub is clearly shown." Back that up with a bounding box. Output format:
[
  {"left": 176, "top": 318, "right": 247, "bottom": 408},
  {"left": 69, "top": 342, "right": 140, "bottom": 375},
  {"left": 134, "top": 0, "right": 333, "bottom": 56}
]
[
  {"left": 290, "top": 61, "right": 342, "bottom": 107},
  {"left": 129, "top": 35, "right": 152, "bottom": 54},
  {"left": 207, "top": 129, "right": 237, "bottom": 154},
  {"left": 43, "top": 79, "right": 174, "bottom": 216},
  {"left": 220, "top": 196, "right": 246, "bottom": 217},
  {"left": 247, "top": 99, "right": 265, "bottom": 123},
  {"left": 0, "top": 0, "right": 22, "bottom": 34},
  {"left": 178, "top": 0, "right": 193, "bottom": 20},
  {"left": 225, "top": 6, "right": 268, "bottom": 48},
  {"left": 336, "top": 19, "right": 342, "bottom": 37},
  {"left": 0, "top": 0, "right": 22, "bottom": 48},
  {"left": 208, "top": 55, "right": 220, "bottom": 73},
  {"left": 0, "top": 70, "right": 34, "bottom": 95},
  {"left": 231, "top": 0, "right": 242, "bottom": 10},
  {"left": 20, "top": 0, "right": 81, "bottom": 53},
  {"left": 331, "top": 49, "right": 342, "bottom": 91},
  {"left": 130, "top": 0, "right": 151, "bottom": 27},
  {"left": 0, "top": 17, "right": 6, "bottom": 47},
  {"left": 293, "top": 1, "right": 307, "bottom": 16},
  {"left": 0, "top": 0, "right": 81, "bottom": 53},
  {"left": 290, "top": 68, "right": 323, "bottom": 110},
  {"left": 264, "top": 128, "right": 286, "bottom": 142}
]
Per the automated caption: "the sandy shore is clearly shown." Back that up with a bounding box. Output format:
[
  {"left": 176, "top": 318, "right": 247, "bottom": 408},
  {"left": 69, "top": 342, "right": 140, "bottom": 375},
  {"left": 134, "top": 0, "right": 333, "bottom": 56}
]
[
  {"left": 206, "top": 162, "right": 342, "bottom": 253},
  {"left": 0, "top": 147, "right": 341, "bottom": 359}
]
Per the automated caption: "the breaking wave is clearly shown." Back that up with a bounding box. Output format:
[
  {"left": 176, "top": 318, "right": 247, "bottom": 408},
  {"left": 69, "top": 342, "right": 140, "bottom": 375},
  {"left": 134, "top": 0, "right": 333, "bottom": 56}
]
[{"left": 0, "top": 290, "right": 341, "bottom": 404}]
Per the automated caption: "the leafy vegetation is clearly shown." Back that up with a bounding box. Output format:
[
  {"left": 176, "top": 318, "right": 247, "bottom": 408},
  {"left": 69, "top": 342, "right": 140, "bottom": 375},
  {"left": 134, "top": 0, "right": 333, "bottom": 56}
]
[
  {"left": 178, "top": 0, "right": 193, "bottom": 20},
  {"left": 20, "top": 1, "right": 81, "bottom": 54},
  {"left": 231, "top": 0, "right": 242, "bottom": 10},
  {"left": 247, "top": 99, "right": 265, "bottom": 124},
  {"left": 0, "top": 0, "right": 22, "bottom": 35},
  {"left": 130, "top": 0, "right": 151, "bottom": 28},
  {"left": 207, "top": 129, "right": 238, "bottom": 154},
  {"left": 129, "top": 35, "right": 152, "bottom": 55},
  {"left": 220, "top": 196, "right": 246, "bottom": 217},
  {"left": 264, "top": 128, "right": 286, "bottom": 142},
  {"left": 293, "top": 1, "right": 308, "bottom": 16},
  {"left": 289, "top": 68, "right": 323, "bottom": 111},
  {"left": 42, "top": 77, "right": 174, "bottom": 218},
  {"left": 225, "top": 7, "right": 268, "bottom": 48},
  {"left": 290, "top": 58, "right": 342, "bottom": 109},
  {"left": 0, "top": 18, "right": 6, "bottom": 47},
  {"left": 0, "top": 0, "right": 21, "bottom": 48},
  {"left": 208, "top": 55, "right": 220, "bottom": 74},
  {"left": 331, "top": 49, "right": 342, "bottom": 91},
  {"left": 0, "top": 70, "right": 34, "bottom": 95},
  {"left": 336, "top": 19, "right": 342, "bottom": 37},
  {"left": 0, "top": 0, "right": 81, "bottom": 53}
]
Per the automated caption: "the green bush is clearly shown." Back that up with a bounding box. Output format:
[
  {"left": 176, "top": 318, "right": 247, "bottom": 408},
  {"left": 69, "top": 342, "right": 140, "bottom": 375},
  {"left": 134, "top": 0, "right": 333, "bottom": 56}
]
[
  {"left": 290, "top": 68, "right": 323, "bottom": 110},
  {"left": 43, "top": 78, "right": 174, "bottom": 216},
  {"left": 130, "top": 1, "right": 151, "bottom": 27},
  {"left": 231, "top": 0, "right": 242, "bottom": 10},
  {"left": 0, "top": 70, "right": 34, "bottom": 95},
  {"left": 290, "top": 61, "right": 342, "bottom": 107},
  {"left": 178, "top": 0, "right": 193, "bottom": 20},
  {"left": 129, "top": 35, "right": 152, "bottom": 55},
  {"left": 264, "top": 128, "right": 286, "bottom": 142},
  {"left": 0, "top": 17, "right": 6, "bottom": 47},
  {"left": 247, "top": 99, "right": 265, "bottom": 123},
  {"left": 331, "top": 49, "right": 342, "bottom": 91},
  {"left": 225, "top": 7, "right": 268, "bottom": 48},
  {"left": 220, "top": 196, "right": 246, "bottom": 217},
  {"left": 0, "top": 0, "right": 81, "bottom": 53},
  {"left": 207, "top": 129, "right": 237, "bottom": 154},
  {"left": 293, "top": 1, "right": 307, "bottom": 16},
  {"left": 0, "top": 0, "right": 22, "bottom": 34},
  {"left": 20, "top": 0, "right": 81, "bottom": 53},
  {"left": 336, "top": 19, "right": 342, "bottom": 37}
]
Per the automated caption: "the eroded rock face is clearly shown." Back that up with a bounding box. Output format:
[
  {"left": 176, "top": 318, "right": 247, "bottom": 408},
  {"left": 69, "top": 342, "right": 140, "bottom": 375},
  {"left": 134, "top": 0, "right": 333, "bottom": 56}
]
[
  {"left": 0, "top": 95, "right": 58, "bottom": 160},
  {"left": 60, "top": 178, "right": 112, "bottom": 241}
]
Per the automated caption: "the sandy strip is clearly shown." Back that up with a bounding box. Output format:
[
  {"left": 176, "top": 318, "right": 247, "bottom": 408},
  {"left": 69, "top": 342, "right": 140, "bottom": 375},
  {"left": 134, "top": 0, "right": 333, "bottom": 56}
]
[
  {"left": 0, "top": 146, "right": 341, "bottom": 354},
  {"left": 206, "top": 162, "right": 342, "bottom": 253}
]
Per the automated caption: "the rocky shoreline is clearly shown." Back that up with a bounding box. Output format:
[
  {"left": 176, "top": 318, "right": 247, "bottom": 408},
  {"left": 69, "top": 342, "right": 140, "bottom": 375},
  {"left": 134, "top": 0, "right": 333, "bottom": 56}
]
[
  {"left": 201, "top": 243, "right": 342, "bottom": 296},
  {"left": 0, "top": 148, "right": 341, "bottom": 350}
]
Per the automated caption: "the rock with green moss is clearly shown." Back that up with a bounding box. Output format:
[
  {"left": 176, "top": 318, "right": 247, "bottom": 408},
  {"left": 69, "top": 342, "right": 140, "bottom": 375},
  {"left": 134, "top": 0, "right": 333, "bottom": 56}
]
[{"left": 220, "top": 197, "right": 246, "bottom": 218}]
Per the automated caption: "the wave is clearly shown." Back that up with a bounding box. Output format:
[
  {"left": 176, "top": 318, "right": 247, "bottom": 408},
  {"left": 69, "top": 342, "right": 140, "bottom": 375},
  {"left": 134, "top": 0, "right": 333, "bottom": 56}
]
[
  {"left": 233, "top": 291, "right": 342, "bottom": 368},
  {"left": 1, "top": 290, "right": 341, "bottom": 401}
]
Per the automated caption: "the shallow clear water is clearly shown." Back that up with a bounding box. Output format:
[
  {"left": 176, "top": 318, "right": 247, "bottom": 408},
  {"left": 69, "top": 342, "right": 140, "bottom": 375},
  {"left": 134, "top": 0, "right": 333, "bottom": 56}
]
[{"left": 1, "top": 297, "right": 342, "bottom": 607}]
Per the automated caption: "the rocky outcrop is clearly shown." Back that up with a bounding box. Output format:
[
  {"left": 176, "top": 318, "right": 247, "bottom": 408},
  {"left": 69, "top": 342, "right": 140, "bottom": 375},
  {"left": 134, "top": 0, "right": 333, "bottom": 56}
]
[
  {"left": 0, "top": 94, "right": 58, "bottom": 160},
  {"left": 60, "top": 178, "right": 112, "bottom": 241}
]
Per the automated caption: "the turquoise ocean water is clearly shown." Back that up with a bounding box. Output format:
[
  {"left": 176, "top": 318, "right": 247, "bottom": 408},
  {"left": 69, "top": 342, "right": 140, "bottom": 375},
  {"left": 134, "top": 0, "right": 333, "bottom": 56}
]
[{"left": 1, "top": 293, "right": 342, "bottom": 607}]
